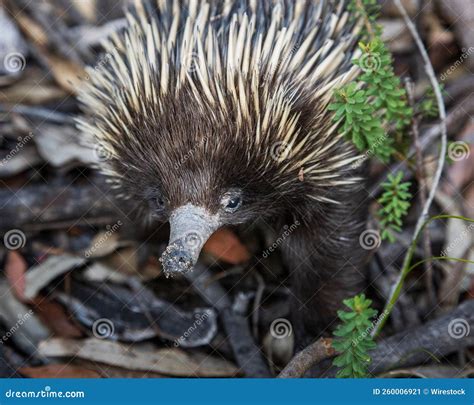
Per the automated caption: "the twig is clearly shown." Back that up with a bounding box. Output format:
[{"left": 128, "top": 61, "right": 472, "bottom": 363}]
[
  {"left": 369, "top": 300, "right": 474, "bottom": 374},
  {"left": 405, "top": 78, "right": 435, "bottom": 307},
  {"left": 185, "top": 264, "right": 271, "bottom": 377},
  {"left": 251, "top": 271, "right": 265, "bottom": 339},
  {"left": 277, "top": 338, "right": 335, "bottom": 378},
  {"left": 373, "top": 0, "right": 448, "bottom": 336},
  {"left": 0, "top": 182, "right": 121, "bottom": 230}
]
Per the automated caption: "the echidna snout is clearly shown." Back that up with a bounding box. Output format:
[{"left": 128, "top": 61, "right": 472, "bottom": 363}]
[{"left": 159, "top": 204, "right": 220, "bottom": 275}]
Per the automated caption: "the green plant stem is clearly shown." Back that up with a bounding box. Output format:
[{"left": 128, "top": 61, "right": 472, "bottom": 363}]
[{"left": 372, "top": 215, "right": 474, "bottom": 337}]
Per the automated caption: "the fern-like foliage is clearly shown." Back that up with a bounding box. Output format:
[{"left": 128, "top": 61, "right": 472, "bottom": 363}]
[
  {"left": 355, "top": 40, "right": 413, "bottom": 129},
  {"left": 328, "top": 0, "right": 412, "bottom": 163},
  {"left": 328, "top": 83, "right": 393, "bottom": 162},
  {"left": 347, "top": 0, "right": 380, "bottom": 28},
  {"left": 332, "top": 294, "right": 377, "bottom": 378},
  {"left": 377, "top": 171, "right": 412, "bottom": 242},
  {"left": 418, "top": 84, "right": 445, "bottom": 118}
]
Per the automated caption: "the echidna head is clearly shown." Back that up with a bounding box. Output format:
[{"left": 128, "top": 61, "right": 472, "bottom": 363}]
[
  {"left": 77, "top": 2, "right": 364, "bottom": 275},
  {"left": 92, "top": 85, "right": 302, "bottom": 276}
]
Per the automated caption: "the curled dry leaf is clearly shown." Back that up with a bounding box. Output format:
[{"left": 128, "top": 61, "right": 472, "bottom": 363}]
[
  {"left": 203, "top": 228, "right": 250, "bottom": 265},
  {"left": 24, "top": 255, "right": 86, "bottom": 301}
]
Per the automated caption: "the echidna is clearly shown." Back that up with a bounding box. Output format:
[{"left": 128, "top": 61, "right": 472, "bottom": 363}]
[{"left": 78, "top": 0, "right": 369, "bottom": 347}]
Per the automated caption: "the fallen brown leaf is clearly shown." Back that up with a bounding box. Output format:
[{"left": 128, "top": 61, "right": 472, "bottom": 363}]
[
  {"left": 203, "top": 228, "right": 250, "bottom": 264},
  {"left": 5, "top": 251, "right": 27, "bottom": 302},
  {"left": 32, "top": 297, "right": 83, "bottom": 339}
]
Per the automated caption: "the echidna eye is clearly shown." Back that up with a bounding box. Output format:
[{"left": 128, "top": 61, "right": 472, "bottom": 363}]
[
  {"left": 222, "top": 195, "right": 242, "bottom": 213},
  {"left": 147, "top": 190, "right": 167, "bottom": 214},
  {"left": 155, "top": 196, "right": 165, "bottom": 209}
]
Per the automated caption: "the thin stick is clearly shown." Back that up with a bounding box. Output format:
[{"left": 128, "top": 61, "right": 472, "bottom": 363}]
[
  {"left": 277, "top": 338, "right": 335, "bottom": 378},
  {"left": 373, "top": 0, "right": 447, "bottom": 336}
]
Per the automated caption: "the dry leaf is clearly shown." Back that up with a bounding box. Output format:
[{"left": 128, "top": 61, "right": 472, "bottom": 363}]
[
  {"left": 42, "top": 53, "right": 86, "bottom": 94},
  {"left": 39, "top": 338, "right": 238, "bottom": 377},
  {"left": 24, "top": 255, "right": 86, "bottom": 300},
  {"left": 34, "top": 124, "right": 96, "bottom": 167},
  {"left": 5, "top": 251, "right": 27, "bottom": 301},
  {"left": 203, "top": 228, "right": 250, "bottom": 264},
  {"left": 32, "top": 297, "right": 83, "bottom": 339},
  {"left": 0, "top": 281, "right": 50, "bottom": 355}
]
